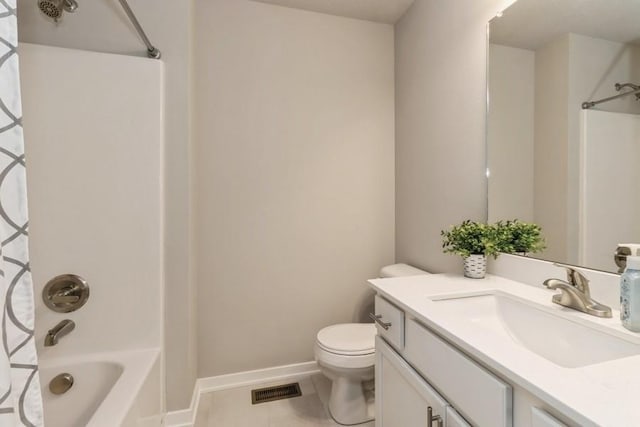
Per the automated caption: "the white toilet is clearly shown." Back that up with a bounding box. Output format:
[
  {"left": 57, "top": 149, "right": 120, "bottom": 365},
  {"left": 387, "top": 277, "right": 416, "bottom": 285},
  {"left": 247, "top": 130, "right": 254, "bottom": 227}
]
[{"left": 314, "top": 263, "right": 429, "bottom": 425}]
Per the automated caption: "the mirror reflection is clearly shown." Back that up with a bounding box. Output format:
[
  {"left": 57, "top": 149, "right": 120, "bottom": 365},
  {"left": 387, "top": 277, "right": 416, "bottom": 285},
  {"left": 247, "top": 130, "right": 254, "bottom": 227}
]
[{"left": 487, "top": 0, "right": 640, "bottom": 273}]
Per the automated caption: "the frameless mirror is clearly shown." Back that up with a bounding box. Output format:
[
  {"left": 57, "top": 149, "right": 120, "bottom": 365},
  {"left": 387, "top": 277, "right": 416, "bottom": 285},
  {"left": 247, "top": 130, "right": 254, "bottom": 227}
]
[{"left": 487, "top": 0, "right": 640, "bottom": 274}]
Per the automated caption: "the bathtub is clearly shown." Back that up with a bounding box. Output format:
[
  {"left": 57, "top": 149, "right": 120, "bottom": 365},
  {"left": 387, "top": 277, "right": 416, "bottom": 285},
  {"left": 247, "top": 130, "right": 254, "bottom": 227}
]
[{"left": 39, "top": 349, "right": 161, "bottom": 427}]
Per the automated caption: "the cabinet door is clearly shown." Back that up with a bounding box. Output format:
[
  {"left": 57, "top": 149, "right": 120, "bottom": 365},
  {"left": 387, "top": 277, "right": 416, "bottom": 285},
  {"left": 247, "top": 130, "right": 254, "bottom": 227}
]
[
  {"left": 405, "top": 319, "right": 512, "bottom": 427},
  {"left": 375, "top": 336, "right": 448, "bottom": 427},
  {"left": 531, "top": 408, "right": 568, "bottom": 427},
  {"left": 446, "top": 407, "right": 471, "bottom": 427}
]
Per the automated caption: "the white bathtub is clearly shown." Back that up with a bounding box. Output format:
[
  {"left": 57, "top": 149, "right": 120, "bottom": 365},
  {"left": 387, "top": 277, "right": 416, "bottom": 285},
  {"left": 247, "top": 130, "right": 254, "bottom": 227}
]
[{"left": 39, "top": 349, "right": 161, "bottom": 427}]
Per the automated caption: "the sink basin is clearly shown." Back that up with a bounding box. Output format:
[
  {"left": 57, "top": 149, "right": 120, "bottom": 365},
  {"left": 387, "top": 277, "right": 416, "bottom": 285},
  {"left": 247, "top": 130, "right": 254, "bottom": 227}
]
[{"left": 431, "top": 293, "right": 640, "bottom": 368}]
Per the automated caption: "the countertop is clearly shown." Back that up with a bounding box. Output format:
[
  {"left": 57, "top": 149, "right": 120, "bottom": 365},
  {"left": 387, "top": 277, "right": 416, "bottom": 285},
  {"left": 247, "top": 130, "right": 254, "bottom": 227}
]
[{"left": 368, "top": 273, "right": 640, "bottom": 427}]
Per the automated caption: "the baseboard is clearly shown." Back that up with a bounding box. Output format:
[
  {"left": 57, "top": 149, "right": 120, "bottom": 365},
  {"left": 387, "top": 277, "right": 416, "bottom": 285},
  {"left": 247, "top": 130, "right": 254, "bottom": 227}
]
[
  {"left": 197, "top": 360, "right": 320, "bottom": 394},
  {"left": 163, "top": 361, "right": 319, "bottom": 427}
]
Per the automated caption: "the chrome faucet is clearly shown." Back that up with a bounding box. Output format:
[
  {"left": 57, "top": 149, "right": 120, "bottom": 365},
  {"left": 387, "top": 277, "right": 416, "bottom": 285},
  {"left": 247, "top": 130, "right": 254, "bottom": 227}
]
[
  {"left": 543, "top": 264, "right": 612, "bottom": 318},
  {"left": 44, "top": 319, "right": 75, "bottom": 346}
]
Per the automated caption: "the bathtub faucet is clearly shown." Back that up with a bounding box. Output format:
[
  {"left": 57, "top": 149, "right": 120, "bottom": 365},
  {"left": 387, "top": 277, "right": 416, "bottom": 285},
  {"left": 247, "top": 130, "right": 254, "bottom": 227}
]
[{"left": 45, "top": 319, "right": 75, "bottom": 347}]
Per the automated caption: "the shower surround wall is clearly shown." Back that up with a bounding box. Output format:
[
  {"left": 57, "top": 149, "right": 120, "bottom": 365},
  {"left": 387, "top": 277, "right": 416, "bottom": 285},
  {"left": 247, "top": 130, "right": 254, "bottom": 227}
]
[
  {"left": 194, "top": 0, "right": 395, "bottom": 377},
  {"left": 17, "top": 0, "right": 196, "bottom": 410},
  {"left": 19, "top": 43, "right": 163, "bottom": 361}
]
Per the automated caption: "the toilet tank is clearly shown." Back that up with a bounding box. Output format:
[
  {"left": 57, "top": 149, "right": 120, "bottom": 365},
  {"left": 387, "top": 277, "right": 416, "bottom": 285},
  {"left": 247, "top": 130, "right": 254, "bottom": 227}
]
[{"left": 379, "top": 263, "right": 429, "bottom": 278}]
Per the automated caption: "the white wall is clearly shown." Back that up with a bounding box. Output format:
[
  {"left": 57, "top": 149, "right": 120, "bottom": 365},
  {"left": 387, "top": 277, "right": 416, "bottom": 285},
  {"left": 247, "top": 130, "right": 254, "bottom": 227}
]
[
  {"left": 395, "top": 0, "right": 515, "bottom": 272},
  {"left": 16, "top": 0, "right": 196, "bottom": 409},
  {"left": 194, "top": 0, "right": 395, "bottom": 377},
  {"left": 19, "top": 43, "right": 163, "bottom": 358},
  {"left": 488, "top": 44, "right": 535, "bottom": 223}
]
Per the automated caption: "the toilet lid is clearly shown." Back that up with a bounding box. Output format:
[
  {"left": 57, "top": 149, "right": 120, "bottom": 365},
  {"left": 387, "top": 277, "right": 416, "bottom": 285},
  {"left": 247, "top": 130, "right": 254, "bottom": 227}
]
[{"left": 316, "top": 323, "right": 376, "bottom": 355}]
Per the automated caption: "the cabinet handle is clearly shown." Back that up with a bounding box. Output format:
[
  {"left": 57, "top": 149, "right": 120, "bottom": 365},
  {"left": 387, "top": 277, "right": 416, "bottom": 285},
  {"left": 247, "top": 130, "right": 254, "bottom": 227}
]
[
  {"left": 369, "top": 313, "right": 392, "bottom": 330},
  {"left": 427, "top": 406, "right": 443, "bottom": 427}
]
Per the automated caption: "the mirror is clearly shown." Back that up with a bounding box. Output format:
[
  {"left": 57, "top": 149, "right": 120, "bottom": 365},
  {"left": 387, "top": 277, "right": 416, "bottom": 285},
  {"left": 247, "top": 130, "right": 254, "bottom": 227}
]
[{"left": 487, "top": 0, "right": 640, "bottom": 274}]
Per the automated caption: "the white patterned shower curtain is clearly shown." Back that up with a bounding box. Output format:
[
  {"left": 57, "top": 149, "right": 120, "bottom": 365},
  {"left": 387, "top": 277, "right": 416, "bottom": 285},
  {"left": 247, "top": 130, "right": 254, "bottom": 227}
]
[{"left": 0, "top": 1, "right": 44, "bottom": 426}]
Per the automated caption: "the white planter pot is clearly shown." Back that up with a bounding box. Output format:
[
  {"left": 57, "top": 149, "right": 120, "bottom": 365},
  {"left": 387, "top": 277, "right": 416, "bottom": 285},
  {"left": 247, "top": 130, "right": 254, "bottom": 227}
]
[{"left": 463, "top": 255, "right": 486, "bottom": 279}]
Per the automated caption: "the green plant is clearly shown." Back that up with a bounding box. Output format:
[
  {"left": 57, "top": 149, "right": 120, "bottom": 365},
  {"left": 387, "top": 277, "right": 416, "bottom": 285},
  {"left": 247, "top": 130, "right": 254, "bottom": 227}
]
[
  {"left": 495, "top": 219, "right": 546, "bottom": 255},
  {"left": 441, "top": 220, "right": 501, "bottom": 259}
]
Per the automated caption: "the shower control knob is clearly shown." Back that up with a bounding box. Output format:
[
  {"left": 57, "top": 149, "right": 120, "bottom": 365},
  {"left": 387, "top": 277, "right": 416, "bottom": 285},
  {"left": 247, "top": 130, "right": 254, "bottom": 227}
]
[{"left": 43, "top": 274, "right": 90, "bottom": 313}]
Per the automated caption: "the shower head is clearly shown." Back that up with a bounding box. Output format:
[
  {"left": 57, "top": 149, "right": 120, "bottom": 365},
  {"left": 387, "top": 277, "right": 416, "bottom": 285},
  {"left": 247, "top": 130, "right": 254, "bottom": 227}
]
[
  {"left": 36, "top": 0, "right": 161, "bottom": 59},
  {"left": 38, "top": 0, "right": 78, "bottom": 21}
]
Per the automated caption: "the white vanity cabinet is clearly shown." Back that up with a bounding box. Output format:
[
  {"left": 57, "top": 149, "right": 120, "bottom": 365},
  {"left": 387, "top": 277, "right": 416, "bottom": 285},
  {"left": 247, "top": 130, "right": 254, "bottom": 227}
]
[
  {"left": 369, "top": 274, "right": 617, "bottom": 426},
  {"left": 404, "top": 319, "right": 512, "bottom": 427},
  {"left": 373, "top": 295, "right": 511, "bottom": 427},
  {"left": 376, "top": 335, "right": 468, "bottom": 427}
]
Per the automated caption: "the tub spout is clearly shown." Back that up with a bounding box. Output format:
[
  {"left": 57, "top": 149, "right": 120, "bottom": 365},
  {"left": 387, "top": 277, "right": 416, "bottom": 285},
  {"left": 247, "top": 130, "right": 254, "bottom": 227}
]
[{"left": 45, "top": 319, "right": 75, "bottom": 347}]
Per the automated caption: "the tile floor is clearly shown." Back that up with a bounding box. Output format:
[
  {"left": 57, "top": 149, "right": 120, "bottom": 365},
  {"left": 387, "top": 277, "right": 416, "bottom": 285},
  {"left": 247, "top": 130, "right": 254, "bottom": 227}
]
[{"left": 194, "top": 374, "right": 375, "bottom": 427}]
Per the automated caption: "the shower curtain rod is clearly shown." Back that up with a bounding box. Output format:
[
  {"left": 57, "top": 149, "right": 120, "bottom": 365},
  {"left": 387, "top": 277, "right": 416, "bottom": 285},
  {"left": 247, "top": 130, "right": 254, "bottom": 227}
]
[
  {"left": 117, "top": 0, "right": 161, "bottom": 59},
  {"left": 582, "top": 86, "right": 640, "bottom": 109}
]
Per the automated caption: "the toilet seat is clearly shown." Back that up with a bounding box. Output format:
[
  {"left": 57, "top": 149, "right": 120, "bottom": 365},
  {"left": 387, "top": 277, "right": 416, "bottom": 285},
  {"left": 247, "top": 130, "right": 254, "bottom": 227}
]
[
  {"left": 316, "top": 323, "right": 376, "bottom": 355},
  {"left": 315, "top": 324, "right": 376, "bottom": 369}
]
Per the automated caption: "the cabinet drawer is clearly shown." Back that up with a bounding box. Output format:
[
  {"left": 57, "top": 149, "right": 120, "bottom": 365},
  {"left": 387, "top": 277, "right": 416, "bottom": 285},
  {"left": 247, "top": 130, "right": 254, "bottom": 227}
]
[
  {"left": 531, "top": 408, "right": 568, "bottom": 427},
  {"left": 373, "top": 295, "right": 404, "bottom": 350},
  {"left": 405, "top": 319, "right": 512, "bottom": 427}
]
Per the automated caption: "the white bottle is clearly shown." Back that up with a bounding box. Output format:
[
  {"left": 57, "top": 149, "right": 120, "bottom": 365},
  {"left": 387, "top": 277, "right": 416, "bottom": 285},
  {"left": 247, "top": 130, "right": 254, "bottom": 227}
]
[{"left": 620, "top": 256, "right": 640, "bottom": 332}]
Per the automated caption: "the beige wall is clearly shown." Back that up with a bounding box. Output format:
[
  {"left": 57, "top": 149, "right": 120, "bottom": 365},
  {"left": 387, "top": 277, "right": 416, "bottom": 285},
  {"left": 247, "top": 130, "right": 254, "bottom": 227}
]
[
  {"left": 395, "top": 0, "right": 514, "bottom": 272},
  {"left": 534, "top": 35, "right": 570, "bottom": 263},
  {"left": 16, "top": 0, "right": 195, "bottom": 409},
  {"left": 488, "top": 44, "right": 535, "bottom": 223},
  {"left": 193, "top": 0, "right": 395, "bottom": 377}
]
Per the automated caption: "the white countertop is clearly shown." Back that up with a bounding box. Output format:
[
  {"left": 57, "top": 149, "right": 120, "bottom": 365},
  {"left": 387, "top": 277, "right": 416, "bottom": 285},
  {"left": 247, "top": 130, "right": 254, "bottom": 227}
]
[{"left": 368, "top": 273, "right": 640, "bottom": 427}]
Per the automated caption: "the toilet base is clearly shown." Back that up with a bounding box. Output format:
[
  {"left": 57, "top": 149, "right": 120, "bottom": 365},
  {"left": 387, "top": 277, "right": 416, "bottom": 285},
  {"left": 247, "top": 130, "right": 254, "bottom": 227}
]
[{"left": 328, "top": 376, "right": 375, "bottom": 425}]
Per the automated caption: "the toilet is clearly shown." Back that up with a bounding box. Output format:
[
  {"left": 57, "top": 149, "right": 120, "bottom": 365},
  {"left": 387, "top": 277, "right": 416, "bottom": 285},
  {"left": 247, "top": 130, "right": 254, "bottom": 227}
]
[{"left": 314, "top": 263, "right": 429, "bottom": 425}]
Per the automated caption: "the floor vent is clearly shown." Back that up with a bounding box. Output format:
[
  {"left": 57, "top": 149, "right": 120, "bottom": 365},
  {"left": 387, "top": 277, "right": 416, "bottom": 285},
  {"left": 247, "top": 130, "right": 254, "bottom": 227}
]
[{"left": 251, "top": 382, "right": 302, "bottom": 404}]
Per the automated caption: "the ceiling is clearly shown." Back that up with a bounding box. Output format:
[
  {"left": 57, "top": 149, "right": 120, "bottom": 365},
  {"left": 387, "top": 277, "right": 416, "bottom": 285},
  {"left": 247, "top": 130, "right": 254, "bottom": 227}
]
[
  {"left": 251, "top": 0, "right": 416, "bottom": 24},
  {"left": 490, "top": 0, "right": 640, "bottom": 50}
]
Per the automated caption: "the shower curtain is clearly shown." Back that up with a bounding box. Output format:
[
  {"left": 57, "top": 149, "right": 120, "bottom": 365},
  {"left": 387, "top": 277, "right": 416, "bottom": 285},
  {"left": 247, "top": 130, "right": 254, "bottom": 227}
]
[{"left": 0, "top": 1, "right": 44, "bottom": 426}]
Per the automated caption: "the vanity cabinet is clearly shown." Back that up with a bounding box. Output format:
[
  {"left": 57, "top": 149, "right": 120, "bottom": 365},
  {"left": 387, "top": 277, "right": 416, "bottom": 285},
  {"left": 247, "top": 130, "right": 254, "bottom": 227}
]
[
  {"left": 404, "top": 319, "right": 512, "bottom": 427},
  {"left": 376, "top": 335, "right": 468, "bottom": 427},
  {"left": 374, "top": 295, "right": 511, "bottom": 427},
  {"left": 369, "top": 274, "right": 610, "bottom": 427}
]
